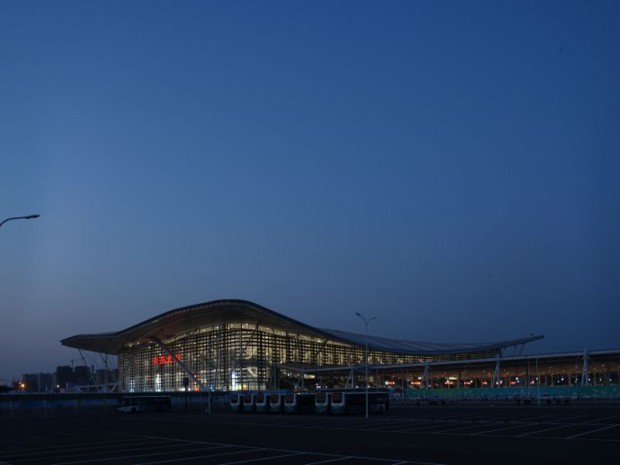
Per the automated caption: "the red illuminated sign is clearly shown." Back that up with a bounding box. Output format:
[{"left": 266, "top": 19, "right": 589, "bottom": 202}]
[{"left": 153, "top": 354, "right": 182, "bottom": 365}]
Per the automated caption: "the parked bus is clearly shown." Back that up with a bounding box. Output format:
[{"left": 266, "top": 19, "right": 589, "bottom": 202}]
[
  {"left": 284, "top": 392, "right": 316, "bottom": 414},
  {"left": 117, "top": 395, "right": 172, "bottom": 413},
  {"left": 255, "top": 392, "right": 269, "bottom": 413},
  {"left": 242, "top": 393, "right": 256, "bottom": 413},
  {"left": 330, "top": 390, "right": 389, "bottom": 415},
  {"left": 268, "top": 393, "right": 285, "bottom": 413},
  {"left": 314, "top": 391, "right": 331, "bottom": 414},
  {"left": 230, "top": 393, "right": 244, "bottom": 412}
]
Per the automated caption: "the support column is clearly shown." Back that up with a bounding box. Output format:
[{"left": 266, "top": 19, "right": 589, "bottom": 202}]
[
  {"left": 581, "top": 348, "right": 590, "bottom": 386},
  {"left": 77, "top": 349, "right": 98, "bottom": 389},
  {"left": 492, "top": 355, "right": 501, "bottom": 387}
]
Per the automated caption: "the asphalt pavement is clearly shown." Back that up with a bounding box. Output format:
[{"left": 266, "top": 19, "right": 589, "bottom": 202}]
[{"left": 1, "top": 404, "right": 619, "bottom": 464}]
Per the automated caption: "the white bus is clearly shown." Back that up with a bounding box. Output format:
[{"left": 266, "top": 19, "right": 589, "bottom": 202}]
[
  {"left": 117, "top": 395, "right": 172, "bottom": 413},
  {"left": 330, "top": 390, "right": 389, "bottom": 415}
]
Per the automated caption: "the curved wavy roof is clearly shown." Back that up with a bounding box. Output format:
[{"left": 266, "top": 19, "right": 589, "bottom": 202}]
[{"left": 61, "top": 299, "right": 543, "bottom": 355}]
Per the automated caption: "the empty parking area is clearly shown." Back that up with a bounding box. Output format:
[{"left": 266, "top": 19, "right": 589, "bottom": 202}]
[
  {"left": 0, "top": 427, "right": 434, "bottom": 465},
  {"left": 2, "top": 405, "right": 619, "bottom": 464},
  {"left": 211, "top": 404, "right": 620, "bottom": 441},
  {"left": 0, "top": 433, "right": 428, "bottom": 465}
]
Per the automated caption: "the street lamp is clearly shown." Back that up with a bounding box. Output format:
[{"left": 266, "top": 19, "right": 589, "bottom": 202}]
[
  {"left": 0, "top": 214, "right": 40, "bottom": 229},
  {"left": 535, "top": 356, "right": 540, "bottom": 407},
  {"left": 356, "top": 312, "right": 377, "bottom": 419}
]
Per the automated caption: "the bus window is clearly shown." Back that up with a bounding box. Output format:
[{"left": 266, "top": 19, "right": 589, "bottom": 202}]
[{"left": 117, "top": 396, "right": 172, "bottom": 413}]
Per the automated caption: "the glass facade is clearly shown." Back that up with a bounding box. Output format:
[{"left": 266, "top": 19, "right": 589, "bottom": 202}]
[{"left": 118, "top": 322, "right": 497, "bottom": 392}]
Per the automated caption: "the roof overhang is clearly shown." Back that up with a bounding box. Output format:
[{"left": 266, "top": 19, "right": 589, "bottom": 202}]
[
  {"left": 61, "top": 299, "right": 331, "bottom": 354},
  {"left": 320, "top": 329, "right": 544, "bottom": 355},
  {"left": 61, "top": 299, "right": 544, "bottom": 356}
]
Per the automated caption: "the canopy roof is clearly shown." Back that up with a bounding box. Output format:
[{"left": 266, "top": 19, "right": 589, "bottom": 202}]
[{"left": 61, "top": 299, "right": 543, "bottom": 355}]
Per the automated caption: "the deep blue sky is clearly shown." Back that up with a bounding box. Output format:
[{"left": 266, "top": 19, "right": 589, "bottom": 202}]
[{"left": 1, "top": 0, "right": 618, "bottom": 383}]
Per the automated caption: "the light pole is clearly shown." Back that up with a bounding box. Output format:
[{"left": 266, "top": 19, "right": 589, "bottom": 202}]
[
  {"left": 356, "top": 312, "right": 376, "bottom": 419},
  {"left": 536, "top": 356, "right": 541, "bottom": 407},
  {"left": 0, "top": 214, "right": 40, "bottom": 229}
]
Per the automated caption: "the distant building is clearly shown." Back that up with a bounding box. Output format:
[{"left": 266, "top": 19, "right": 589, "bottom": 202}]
[
  {"left": 73, "top": 365, "right": 92, "bottom": 386},
  {"left": 55, "top": 365, "right": 74, "bottom": 390},
  {"left": 20, "top": 373, "right": 54, "bottom": 393},
  {"left": 22, "top": 373, "right": 39, "bottom": 392},
  {"left": 37, "top": 372, "right": 54, "bottom": 392},
  {"left": 95, "top": 368, "right": 118, "bottom": 385}
]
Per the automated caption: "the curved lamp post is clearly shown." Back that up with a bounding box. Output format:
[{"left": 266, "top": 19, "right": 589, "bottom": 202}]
[
  {"left": 356, "top": 312, "right": 377, "bottom": 419},
  {"left": 0, "top": 214, "right": 40, "bottom": 229}
]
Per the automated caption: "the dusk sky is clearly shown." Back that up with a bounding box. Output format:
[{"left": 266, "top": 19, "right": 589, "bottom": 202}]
[{"left": 1, "top": 0, "right": 619, "bottom": 383}]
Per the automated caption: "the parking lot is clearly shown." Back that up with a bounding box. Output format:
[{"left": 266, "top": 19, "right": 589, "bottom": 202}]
[
  {"left": 1, "top": 404, "right": 619, "bottom": 464},
  {"left": 207, "top": 403, "right": 620, "bottom": 440}
]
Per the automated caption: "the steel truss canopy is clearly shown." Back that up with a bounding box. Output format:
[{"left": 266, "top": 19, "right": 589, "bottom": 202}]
[{"left": 61, "top": 299, "right": 543, "bottom": 356}]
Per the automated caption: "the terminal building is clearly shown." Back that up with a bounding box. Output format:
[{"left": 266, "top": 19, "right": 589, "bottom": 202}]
[{"left": 61, "top": 299, "right": 620, "bottom": 393}]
